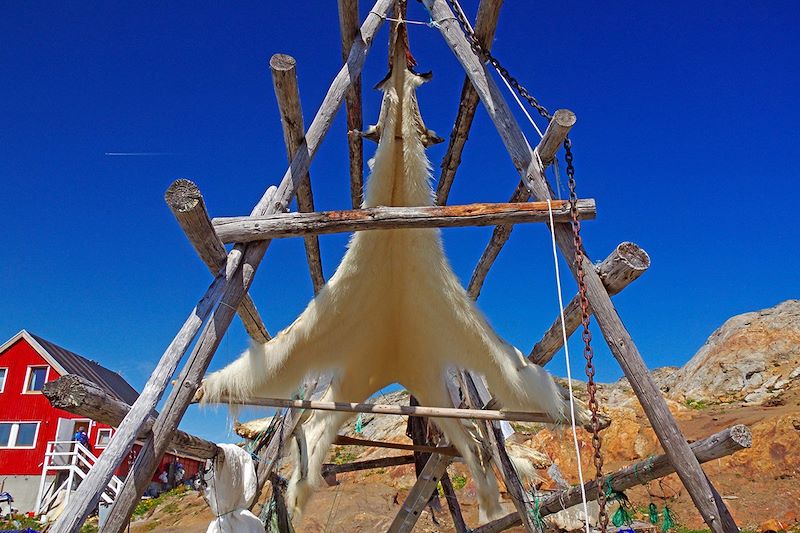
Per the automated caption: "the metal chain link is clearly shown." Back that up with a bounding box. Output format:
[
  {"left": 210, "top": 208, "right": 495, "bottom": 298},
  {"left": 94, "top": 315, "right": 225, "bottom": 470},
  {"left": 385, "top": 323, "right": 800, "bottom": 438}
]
[{"left": 443, "top": 0, "right": 608, "bottom": 529}]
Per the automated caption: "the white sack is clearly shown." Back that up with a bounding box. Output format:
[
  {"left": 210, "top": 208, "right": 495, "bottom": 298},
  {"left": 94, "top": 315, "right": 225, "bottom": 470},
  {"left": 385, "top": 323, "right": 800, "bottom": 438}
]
[{"left": 204, "top": 443, "right": 263, "bottom": 533}]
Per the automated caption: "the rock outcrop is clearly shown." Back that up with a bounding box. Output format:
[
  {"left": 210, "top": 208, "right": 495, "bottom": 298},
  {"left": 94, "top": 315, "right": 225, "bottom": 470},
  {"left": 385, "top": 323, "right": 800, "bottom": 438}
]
[{"left": 669, "top": 300, "right": 800, "bottom": 405}]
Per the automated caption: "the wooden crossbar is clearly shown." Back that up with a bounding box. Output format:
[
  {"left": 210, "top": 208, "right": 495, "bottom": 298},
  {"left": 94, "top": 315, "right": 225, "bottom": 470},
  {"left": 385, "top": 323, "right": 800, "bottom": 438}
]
[
  {"left": 212, "top": 199, "right": 595, "bottom": 242},
  {"left": 202, "top": 396, "right": 562, "bottom": 424}
]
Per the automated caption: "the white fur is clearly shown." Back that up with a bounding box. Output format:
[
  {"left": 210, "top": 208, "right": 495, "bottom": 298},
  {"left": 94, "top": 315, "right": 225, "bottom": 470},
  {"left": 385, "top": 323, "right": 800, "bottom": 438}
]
[{"left": 202, "top": 48, "right": 584, "bottom": 522}]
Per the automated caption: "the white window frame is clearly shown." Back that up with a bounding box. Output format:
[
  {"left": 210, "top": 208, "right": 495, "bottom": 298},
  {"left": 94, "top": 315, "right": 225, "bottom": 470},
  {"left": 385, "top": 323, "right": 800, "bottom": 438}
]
[
  {"left": 0, "top": 421, "right": 41, "bottom": 449},
  {"left": 95, "top": 428, "right": 113, "bottom": 448},
  {"left": 0, "top": 368, "right": 7, "bottom": 393},
  {"left": 22, "top": 365, "right": 49, "bottom": 394}
]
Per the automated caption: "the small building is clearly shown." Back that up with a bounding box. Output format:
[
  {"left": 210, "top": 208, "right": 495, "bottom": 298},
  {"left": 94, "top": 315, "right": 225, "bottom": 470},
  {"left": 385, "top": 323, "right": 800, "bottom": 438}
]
[{"left": 0, "top": 330, "right": 203, "bottom": 514}]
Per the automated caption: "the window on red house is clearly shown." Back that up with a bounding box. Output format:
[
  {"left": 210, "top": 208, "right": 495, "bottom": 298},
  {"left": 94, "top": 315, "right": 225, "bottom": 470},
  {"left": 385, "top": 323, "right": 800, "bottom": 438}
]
[
  {"left": 96, "top": 428, "right": 113, "bottom": 448},
  {"left": 0, "top": 422, "right": 40, "bottom": 448},
  {"left": 25, "top": 366, "right": 48, "bottom": 392},
  {"left": 0, "top": 368, "right": 6, "bottom": 392}
]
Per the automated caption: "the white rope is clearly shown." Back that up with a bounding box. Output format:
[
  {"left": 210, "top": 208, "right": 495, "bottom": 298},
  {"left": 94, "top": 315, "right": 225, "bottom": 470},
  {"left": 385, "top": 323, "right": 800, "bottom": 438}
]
[
  {"left": 497, "top": 71, "right": 546, "bottom": 139},
  {"left": 545, "top": 197, "right": 591, "bottom": 533}
]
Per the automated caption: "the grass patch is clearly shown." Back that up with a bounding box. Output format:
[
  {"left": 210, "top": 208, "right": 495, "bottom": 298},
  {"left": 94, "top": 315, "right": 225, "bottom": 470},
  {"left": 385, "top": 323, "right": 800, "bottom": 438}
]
[
  {"left": 451, "top": 474, "right": 468, "bottom": 490},
  {"left": 685, "top": 398, "right": 709, "bottom": 410},
  {"left": 330, "top": 446, "right": 359, "bottom": 465}
]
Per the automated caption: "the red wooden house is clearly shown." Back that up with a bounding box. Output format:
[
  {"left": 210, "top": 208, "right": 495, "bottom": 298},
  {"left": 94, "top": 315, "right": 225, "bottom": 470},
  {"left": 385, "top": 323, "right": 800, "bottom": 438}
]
[{"left": 0, "top": 330, "right": 203, "bottom": 514}]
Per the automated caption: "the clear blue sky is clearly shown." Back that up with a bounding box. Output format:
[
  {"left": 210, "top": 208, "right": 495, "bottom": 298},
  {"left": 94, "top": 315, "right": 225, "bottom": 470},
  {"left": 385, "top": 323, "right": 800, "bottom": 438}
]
[{"left": 1, "top": 1, "right": 797, "bottom": 444}]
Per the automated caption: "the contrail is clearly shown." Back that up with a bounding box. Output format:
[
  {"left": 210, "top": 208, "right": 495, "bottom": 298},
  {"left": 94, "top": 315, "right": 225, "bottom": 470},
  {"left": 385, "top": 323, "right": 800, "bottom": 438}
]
[{"left": 104, "top": 152, "right": 176, "bottom": 156}]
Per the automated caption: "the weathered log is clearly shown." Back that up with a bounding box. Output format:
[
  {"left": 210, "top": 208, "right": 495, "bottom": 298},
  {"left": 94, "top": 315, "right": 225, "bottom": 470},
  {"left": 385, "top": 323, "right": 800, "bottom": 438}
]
[
  {"left": 270, "top": 53, "right": 326, "bottom": 294},
  {"left": 529, "top": 242, "right": 650, "bottom": 365},
  {"left": 423, "top": 2, "right": 737, "bottom": 531},
  {"left": 203, "top": 396, "right": 560, "bottom": 424},
  {"left": 54, "top": 4, "right": 394, "bottom": 533},
  {"left": 165, "top": 179, "right": 270, "bottom": 343},
  {"left": 467, "top": 110, "right": 576, "bottom": 299},
  {"left": 338, "top": 0, "right": 365, "bottom": 208},
  {"left": 212, "top": 199, "right": 595, "bottom": 242},
  {"left": 462, "top": 372, "right": 538, "bottom": 532},
  {"left": 322, "top": 454, "right": 416, "bottom": 477},
  {"left": 334, "top": 435, "right": 459, "bottom": 457},
  {"left": 472, "top": 425, "right": 752, "bottom": 533},
  {"left": 388, "top": 452, "right": 453, "bottom": 533},
  {"left": 41, "top": 375, "right": 218, "bottom": 460},
  {"left": 436, "top": 0, "right": 504, "bottom": 205}
]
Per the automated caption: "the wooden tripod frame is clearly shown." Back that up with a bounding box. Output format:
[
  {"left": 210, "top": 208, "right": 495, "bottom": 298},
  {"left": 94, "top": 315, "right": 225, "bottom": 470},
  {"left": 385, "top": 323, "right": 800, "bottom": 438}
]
[{"left": 47, "top": 1, "right": 744, "bottom": 532}]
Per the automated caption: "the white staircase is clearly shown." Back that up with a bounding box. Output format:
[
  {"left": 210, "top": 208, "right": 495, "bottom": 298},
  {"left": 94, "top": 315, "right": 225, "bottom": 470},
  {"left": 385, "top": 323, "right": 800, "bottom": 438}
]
[{"left": 34, "top": 440, "right": 123, "bottom": 516}]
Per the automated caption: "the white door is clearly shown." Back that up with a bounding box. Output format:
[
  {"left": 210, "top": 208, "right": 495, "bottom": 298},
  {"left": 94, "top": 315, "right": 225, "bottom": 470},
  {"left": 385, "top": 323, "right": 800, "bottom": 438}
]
[{"left": 53, "top": 418, "right": 91, "bottom": 466}]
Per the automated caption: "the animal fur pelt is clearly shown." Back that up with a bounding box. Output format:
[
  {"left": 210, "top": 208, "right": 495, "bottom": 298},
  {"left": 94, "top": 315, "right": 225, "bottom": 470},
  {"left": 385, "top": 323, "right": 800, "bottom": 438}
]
[{"left": 201, "top": 35, "right": 588, "bottom": 522}]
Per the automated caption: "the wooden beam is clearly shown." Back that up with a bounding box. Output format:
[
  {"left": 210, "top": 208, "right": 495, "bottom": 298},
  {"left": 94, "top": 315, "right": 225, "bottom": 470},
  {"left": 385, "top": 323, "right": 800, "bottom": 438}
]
[
  {"left": 202, "top": 396, "right": 561, "bottom": 424},
  {"left": 270, "top": 53, "right": 326, "bottom": 294},
  {"left": 472, "top": 425, "right": 752, "bottom": 533},
  {"left": 334, "top": 435, "right": 460, "bottom": 457},
  {"left": 164, "top": 179, "right": 271, "bottom": 343},
  {"left": 388, "top": 453, "right": 453, "bottom": 533},
  {"left": 322, "top": 454, "right": 416, "bottom": 477},
  {"left": 422, "top": 2, "right": 737, "bottom": 531},
  {"left": 212, "top": 199, "right": 595, "bottom": 242},
  {"left": 461, "top": 372, "right": 538, "bottom": 533},
  {"left": 467, "top": 109, "right": 577, "bottom": 299},
  {"left": 529, "top": 242, "right": 650, "bottom": 365},
  {"left": 52, "top": 4, "right": 394, "bottom": 533},
  {"left": 41, "top": 375, "right": 218, "bottom": 460},
  {"left": 337, "top": 0, "right": 365, "bottom": 208},
  {"left": 436, "top": 0, "right": 504, "bottom": 205}
]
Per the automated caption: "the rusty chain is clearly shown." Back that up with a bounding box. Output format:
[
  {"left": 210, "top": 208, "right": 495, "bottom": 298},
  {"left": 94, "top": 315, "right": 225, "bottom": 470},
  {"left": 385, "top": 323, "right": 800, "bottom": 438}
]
[{"left": 443, "top": 0, "right": 608, "bottom": 529}]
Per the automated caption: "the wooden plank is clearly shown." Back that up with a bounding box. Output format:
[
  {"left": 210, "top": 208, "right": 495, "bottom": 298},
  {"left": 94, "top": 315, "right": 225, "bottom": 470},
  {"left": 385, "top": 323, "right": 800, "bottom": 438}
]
[
  {"left": 440, "top": 470, "right": 468, "bottom": 533},
  {"left": 436, "top": 0, "right": 504, "bottom": 205},
  {"left": 388, "top": 453, "right": 453, "bottom": 533},
  {"left": 461, "top": 372, "right": 538, "bottom": 533},
  {"left": 529, "top": 242, "right": 650, "bottom": 365},
  {"left": 322, "top": 454, "right": 416, "bottom": 476},
  {"left": 212, "top": 199, "right": 595, "bottom": 242},
  {"left": 422, "top": 2, "right": 737, "bottom": 531},
  {"left": 41, "top": 375, "right": 218, "bottom": 460},
  {"left": 202, "top": 395, "right": 561, "bottom": 423},
  {"left": 337, "top": 0, "right": 365, "bottom": 208},
  {"left": 467, "top": 109, "right": 576, "bottom": 299},
  {"left": 472, "top": 425, "right": 752, "bottom": 533},
  {"left": 164, "top": 179, "right": 271, "bottom": 343},
  {"left": 334, "top": 435, "right": 460, "bottom": 457},
  {"left": 50, "top": 4, "right": 395, "bottom": 533},
  {"left": 270, "top": 53, "right": 326, "bottom": 294}
]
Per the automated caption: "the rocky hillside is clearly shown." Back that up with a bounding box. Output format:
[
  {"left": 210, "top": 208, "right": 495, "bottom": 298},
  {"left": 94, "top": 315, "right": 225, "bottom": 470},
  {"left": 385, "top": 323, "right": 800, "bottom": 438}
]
[{"left": 667, "top": 299, "right": 800, "bottom": 405}]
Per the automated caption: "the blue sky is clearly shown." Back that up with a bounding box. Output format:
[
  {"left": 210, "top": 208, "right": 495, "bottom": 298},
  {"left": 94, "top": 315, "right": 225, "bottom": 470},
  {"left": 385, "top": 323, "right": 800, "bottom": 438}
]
[{"left": 1, "top": 1, "right": 797, "bottom": 444}]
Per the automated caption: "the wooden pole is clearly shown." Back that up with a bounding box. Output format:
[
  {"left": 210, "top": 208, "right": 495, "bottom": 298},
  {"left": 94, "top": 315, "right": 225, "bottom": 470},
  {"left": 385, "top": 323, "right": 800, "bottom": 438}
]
[
  {"left": 334, "top": 435, "right": 459, "bottom": 457},
  {"left": 467, "top": 109, "right": 576, "bottom": 299},
  {"left": 203, "top": 396, "right": 561, "bottom": 424},
  {"left": 461, "top": 372, "right": 539, "bottom": 533},
  {"left": 51, "top": 4, "right": 394, "bottom": 532},
  {"left": 164, "top": 179, "right": 271, "bottom": 343},
  {"left": 337, "top": 0, "right": 365, "bottom": 208},
  {"left": 270, "top": 53, "right": 326, "bottom": 294},
  {"left": 41, "top": 375, "right": 218, "bottom": 460},
  {"left": 388, "top": 453, "right": 453, "bottom": 533},
  {"left": 322, "top": 454, "right": 415, "bottom": 478},
  {"left": 436, "top": 0, "right": 504, "bottom": 205},
  {"left": 472, "top": 425, "right": 752, "bottom": 533},
  {"left": 529, "top": 242, "right": 650, "bottom": 365},
  {"left": 422, "top": 2, "right": 737, "bottom": 531},
  {"left": 212, "top": 199, "right": 596, "bottom": 242}
]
